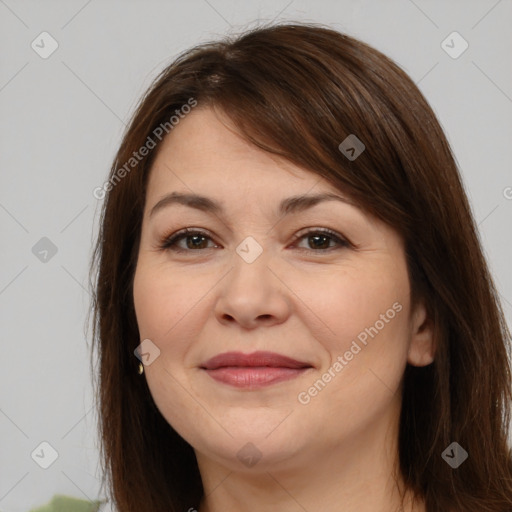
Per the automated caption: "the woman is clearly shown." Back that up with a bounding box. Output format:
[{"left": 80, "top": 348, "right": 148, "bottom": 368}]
[{"left": 90, "top": 22, "right": 512, "bottom": 512}]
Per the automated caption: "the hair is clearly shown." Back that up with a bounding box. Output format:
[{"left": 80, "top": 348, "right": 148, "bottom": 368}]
[{"left": 89, "top": 21, "right": 512, "bottom": 512}]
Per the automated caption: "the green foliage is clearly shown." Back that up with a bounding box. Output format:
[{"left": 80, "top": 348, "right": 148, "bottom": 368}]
[{"left": 28, "top": 494, "right": 103, "bottom": 512}]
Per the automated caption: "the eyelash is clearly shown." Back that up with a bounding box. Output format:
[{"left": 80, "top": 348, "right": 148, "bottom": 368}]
[{"left": 158, "top": 227, "right": 352, "bottom": 254}]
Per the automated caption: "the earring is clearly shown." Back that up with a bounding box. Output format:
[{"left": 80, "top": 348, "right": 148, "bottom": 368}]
[{"left": 138, "top": 362, "right": 144, "bottom": 375}]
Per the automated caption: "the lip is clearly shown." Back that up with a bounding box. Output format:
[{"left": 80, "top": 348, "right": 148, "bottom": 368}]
[
  {"left": 200, "top": 351, "right": 313, "bottom": 389},
  {"left": 201, "top": 351, "right": 312, "bottom": 370}
]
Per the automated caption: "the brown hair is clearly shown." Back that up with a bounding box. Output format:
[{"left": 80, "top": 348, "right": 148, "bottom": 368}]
[{"left": 89, "top": 22, "right": 512, "bottom": 511}]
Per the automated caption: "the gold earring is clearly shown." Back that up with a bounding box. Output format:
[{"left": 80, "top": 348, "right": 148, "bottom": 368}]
[{"left": 138, "top": 362, "right": 144, "bottom": 375}]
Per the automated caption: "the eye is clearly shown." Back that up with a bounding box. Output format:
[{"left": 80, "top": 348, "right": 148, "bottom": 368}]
[
  {"left": 159, "top": 228, "right": 217, "bottom": 252},
  {"left": 291, "top": 228, "right": 351, "bottom": 252},
  {"left": 159, "top": 227, "right": 351, "bottom": 253}
]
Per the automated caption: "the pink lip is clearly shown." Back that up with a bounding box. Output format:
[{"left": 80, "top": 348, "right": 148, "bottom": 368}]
[{"left": 200, "top": 351, "right": 313, "bottom": 389}]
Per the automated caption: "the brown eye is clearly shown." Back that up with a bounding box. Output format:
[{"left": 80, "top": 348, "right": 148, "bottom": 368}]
[
  {"left": 159, "top": 227, "right": 351, "bottom": 254},
  {"left": 292, "top": 228, "right": 351, "bottom": 252},
  {"left": 160, "top": 229, "right": 217, "bottom": 252}
]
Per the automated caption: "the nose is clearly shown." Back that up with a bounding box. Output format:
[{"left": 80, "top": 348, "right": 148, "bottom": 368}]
[{"left": 214, "top": 247, "right": 292, "bottom": 330}]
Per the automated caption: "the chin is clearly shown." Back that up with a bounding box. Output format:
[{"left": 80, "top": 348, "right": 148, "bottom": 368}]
[
  {"left": 198, "top": 436, "right": 305, "bottom": 474},
  {"left": 189, "top": 419, "right": 313, "bottom": 473}
]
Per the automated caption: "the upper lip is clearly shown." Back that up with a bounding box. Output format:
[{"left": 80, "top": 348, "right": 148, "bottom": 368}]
[{"left": 200, "top": 351, "right": 312, "bottom": 370}]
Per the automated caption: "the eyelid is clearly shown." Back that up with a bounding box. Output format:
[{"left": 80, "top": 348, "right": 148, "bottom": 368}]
[
  {"left": 289, "top": 227, "right": 352, "bottom": 250},
  {"left": 158, "top": 228, "right": 217, "bottom": 248},
  {"left": 157, "top": 226, "right": 353, "bottom": 253}
]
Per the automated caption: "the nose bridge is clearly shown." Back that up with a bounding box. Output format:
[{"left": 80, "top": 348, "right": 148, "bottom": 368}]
[
  {"left": 235, "top": 234, "right": 266, "bottom": 265},
  {"left": 228, "top": 234, "right": 272, "bottom": 295},
  {"left": 215, "top": 234, "right": 289, "bottom": 327}
]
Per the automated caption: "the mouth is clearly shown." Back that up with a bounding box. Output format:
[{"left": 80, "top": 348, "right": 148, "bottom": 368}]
[{"left": 200, "top": 351, "right": 313, "bottom": 389}]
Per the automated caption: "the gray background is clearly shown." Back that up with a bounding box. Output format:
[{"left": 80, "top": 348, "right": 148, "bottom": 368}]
[{"left": 1, "top": 0, "right": 511, "bottom": 510}]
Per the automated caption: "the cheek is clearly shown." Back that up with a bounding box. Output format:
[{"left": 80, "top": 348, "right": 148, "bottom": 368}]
[
  {"left": 133, "top": 264, "right": 212, "bottom": 440},
  {"left": 132, "top": 263, "right": 215, "bottom": 357},
  {"left": 133, "top": 266, "right": 168, "bottom": 339},
  {"left": 304, "top": 268, "right": 411, "bottom": 405},
  {"left": 304, "top": 265, "right": 409, "bottom": 352},
  {"left": 295, "top": 291, "right": 409, "bottom": 442}
]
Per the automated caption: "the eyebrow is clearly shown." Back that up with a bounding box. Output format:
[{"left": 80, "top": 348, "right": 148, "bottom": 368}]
[{"left": 149, "top": 191, "right": 357, "bottom": 218}]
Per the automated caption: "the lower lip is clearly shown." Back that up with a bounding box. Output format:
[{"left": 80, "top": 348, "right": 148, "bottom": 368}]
[{"left": 203, "top": 367, "right": 310, "bottom": 388}]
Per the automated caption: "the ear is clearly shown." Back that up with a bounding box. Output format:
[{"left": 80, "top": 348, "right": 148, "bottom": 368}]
[{"left": 407, "top": 299, "right": 435, "bottom": 367}]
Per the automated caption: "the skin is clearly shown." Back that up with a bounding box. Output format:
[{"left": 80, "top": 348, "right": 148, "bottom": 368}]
[{"left": 132, "top": 106, "right": 435, "bottom": 512}]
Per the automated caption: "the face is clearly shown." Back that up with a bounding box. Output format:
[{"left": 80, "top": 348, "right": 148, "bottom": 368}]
[{"left": 132, "top": 106, "right": 434, "bottom": 473}]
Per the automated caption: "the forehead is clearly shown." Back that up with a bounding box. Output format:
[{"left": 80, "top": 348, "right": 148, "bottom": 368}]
[
  {"left": 141, "top": 108, "right": 405, "bottom": 256},
  {"left": 147, "top": 106, "right": 340, "bottom": 200}
]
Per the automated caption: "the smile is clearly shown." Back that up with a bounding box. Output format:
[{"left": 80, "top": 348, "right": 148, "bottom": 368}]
[{"left": 200, "top": 351, "right": 313, "bottom": 389}]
